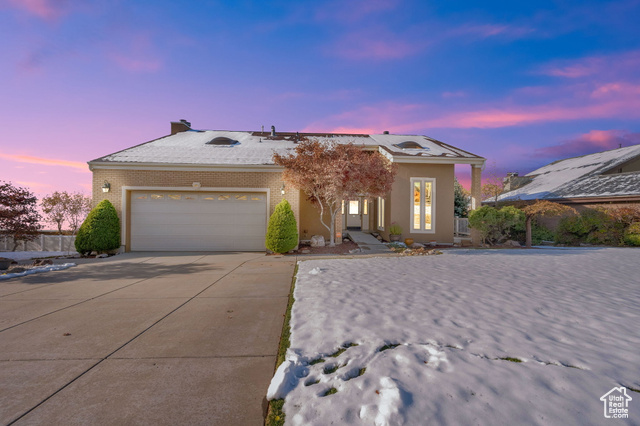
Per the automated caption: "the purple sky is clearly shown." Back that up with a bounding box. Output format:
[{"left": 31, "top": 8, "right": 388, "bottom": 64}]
[{"left": 1, "top": 0, "right": 639, "bottom": 195}]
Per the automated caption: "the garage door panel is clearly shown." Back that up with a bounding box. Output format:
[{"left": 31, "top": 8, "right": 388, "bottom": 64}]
[{"left": 130, "top": 191, "right": 268, "bottom": 251}]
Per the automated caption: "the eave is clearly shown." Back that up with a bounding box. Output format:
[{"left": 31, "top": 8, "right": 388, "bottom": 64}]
[
  {"left": 378, "top": 147, "right": 485, "bottom": 166},
  {"left": 87, "top": 161, "right": 284, "bottom": 173}
]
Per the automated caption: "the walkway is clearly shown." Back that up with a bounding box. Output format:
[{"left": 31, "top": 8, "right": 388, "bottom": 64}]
[{"left": 347, "top": 231, "right": 392, "bottom": 254}]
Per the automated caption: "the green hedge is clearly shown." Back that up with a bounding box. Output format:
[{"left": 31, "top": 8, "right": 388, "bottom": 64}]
[
  {"left": 624, "top": 222, "right": 640, "bottom": 246},
  {"left": 556, "top": 208, "right": 625, "bottom": 246},
  {"left": 265, "top": 199, "right": 298, "bottom": 254},
  {"left": 468, "top": 205, "right": 524, "bottom": 245},
  {"left": 75, "top": 200, "right": 121, "bottom": 255}
]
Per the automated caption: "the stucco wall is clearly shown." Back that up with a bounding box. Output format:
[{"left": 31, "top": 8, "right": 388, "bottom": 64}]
[
  {"left": 298, "top": 190, "right": 342, "bottom": 243},
  {"left": 382, "top": 163, "right": 455, "bottom": 244}
]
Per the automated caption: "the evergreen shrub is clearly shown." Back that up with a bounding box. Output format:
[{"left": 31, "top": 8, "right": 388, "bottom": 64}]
[
  {"left": 75, "top": 200, "right": 121, "bottom": 255},
  {"left": 266, "top": 199, "right": 298, "bottom": 254}
]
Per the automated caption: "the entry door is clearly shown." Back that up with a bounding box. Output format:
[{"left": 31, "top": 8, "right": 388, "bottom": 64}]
[{"left": 346, "top": 199, "right": 361, "bottom": 229}]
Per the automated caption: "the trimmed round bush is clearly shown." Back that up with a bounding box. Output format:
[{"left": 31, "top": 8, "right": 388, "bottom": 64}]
[
  {"left": 266, "top": 199, "right": 298, "bottom": 254},
  {"left": 468, "top": 205, "right": 524, "bottom": 245},
  {"left": 75, "top": 199, "right": 121, "bottom": 255},
  {"left": 624, "top": 222, "right": 640, "bottom": 246}
]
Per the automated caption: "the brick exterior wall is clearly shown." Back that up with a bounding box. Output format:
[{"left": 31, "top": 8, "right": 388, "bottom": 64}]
[{"left": 92, "top": 168, "right": 299, "bottom": 250}]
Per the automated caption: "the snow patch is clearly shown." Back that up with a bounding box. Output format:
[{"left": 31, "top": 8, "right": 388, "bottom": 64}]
[
  {"left": 0, "top": 263, "right": 76, "bottom": 280},
  {"left": 274, "top": 248, "right": 640, "bottom": 425}
]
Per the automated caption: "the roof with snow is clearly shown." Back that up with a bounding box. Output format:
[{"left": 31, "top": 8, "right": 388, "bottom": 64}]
[
  {"left": 498, "top": 144, "right": 640, "bottom": 202},
  {"left": 89, "top": 129, "right": 483, "bottom": 167}
]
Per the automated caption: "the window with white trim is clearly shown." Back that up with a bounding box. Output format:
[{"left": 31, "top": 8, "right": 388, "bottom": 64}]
[
  {"left": 377, "top": 197, "right": 385, "bottom": 230},
  {"left": 410, "top": 178, "right": 435, "bottom": 233}
]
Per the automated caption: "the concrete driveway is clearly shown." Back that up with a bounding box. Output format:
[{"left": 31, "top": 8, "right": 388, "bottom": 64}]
[{"left": 0, "top": 252, "right": 296, "bottom": 425}]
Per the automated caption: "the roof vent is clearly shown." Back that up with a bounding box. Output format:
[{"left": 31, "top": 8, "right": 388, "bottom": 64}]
[
  {"left": 206, "top": 136, "right": 238, "bottom": 146},
  {"left": 383, "top": 131, "right": 390, "bottom": 134},
  {"left": 394, "top": 141, "right": 424, "bottom": 149},
  {"left": 271, "top": 125, "right": 276, "bottom": 137}
]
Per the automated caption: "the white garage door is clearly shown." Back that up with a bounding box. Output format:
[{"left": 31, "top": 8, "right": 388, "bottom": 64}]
[{"left": 130, "top": 191, "right": 267, "bottom": 251}]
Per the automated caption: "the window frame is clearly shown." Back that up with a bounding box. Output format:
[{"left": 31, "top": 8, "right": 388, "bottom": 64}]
[
  {"left": 409, "top": 177, "right": 436, "bottom": 234},
  {"left": 377, "top": 197, "right": 385, "bottom": 231}
]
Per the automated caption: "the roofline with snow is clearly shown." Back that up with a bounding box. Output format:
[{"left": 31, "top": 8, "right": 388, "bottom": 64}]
[{"left": 88, "top": 162, "right": 285, "bottom": 172}]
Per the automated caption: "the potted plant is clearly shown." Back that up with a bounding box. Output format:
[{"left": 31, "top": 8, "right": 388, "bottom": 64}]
[{"left": 389, "top": 223, "right": 402, "bottom": 242}]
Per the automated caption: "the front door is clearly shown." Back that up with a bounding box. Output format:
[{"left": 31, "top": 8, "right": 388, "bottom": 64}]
[{"left": 344, "top": 198, "right": 370, "bottom": 230}]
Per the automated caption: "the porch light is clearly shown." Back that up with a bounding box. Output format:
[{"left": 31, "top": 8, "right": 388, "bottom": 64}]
[
  {"left": 281, "top": 183, "right": 286, "bottom": 195},
  {"left": 101, "top": 181, "right": 111, "bottom": 193}
]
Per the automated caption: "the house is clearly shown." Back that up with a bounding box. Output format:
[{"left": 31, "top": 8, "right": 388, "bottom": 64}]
[
  {"left": 497, "top": 143, "right": 640, "bottom": 210},
  {"left": 88, "top": 121, "right": 485, "bottom": 252}
]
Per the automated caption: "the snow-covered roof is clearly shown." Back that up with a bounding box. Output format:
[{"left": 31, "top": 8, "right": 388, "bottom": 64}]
[
  {"left": 89, "top": 129, "right": 483, "bottom": 167},
  {"left": 498, "top": 144, "right": 640, "bottom": 201}
]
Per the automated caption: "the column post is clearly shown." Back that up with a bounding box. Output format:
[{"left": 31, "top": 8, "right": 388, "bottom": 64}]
[{"left": 470, "top": 164, "right": 483, "bottom": 245}]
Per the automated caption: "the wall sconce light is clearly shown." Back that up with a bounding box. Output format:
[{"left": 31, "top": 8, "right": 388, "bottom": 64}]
[
  {"left": 101, "top": 180, "right": 111, "bottom": 193},
  {"left": 280, "top": 183, "right": 286, "bottom": 195}
]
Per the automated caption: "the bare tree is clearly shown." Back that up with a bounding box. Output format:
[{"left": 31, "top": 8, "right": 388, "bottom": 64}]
[
  {"left": 273, "top": 139, "right": 397, "bottom": 246},
  {"left": 481, "top": 162, "right": 506, "bottom": 207},
  {"left": 66, "top": 193, "right": 92, "bottom": 234},
  {"left": 41, "top": 191, "right": 70, "bottom": 234}
]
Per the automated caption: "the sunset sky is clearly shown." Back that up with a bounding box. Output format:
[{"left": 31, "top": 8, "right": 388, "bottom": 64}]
[{"left": 1, "top": 0, "right": 639, "bottom": 197}]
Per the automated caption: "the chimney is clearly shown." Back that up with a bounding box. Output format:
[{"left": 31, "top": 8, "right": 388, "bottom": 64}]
[
  {"left": 170, "top": 119, "right": 191, "bottom": 135},
  {"left": 271, "top": 125, "right": 276, "bottom": 137}
]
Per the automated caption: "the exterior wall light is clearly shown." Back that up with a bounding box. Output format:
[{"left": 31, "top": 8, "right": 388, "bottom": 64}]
[
  {"left": 102, "top": 181, "right": 111, "bottom": 193},
  {"left": 281, "top": 183, "right": 286, "bottom": 195}
]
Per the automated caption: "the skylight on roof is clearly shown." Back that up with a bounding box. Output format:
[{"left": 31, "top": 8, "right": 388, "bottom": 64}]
[
  {"left": 206, "top": 136, "right": 238, "bottom": 146},
  {"left": 394, "top": 141, "right": 424, "bottom": 149}
]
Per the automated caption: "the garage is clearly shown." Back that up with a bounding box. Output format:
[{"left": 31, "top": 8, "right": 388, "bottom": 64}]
[{"left": 130, "top": 190, "right": 268, "bottom": 251}]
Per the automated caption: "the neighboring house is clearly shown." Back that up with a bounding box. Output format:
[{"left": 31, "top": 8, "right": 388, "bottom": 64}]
[
  {"left": 497, "top": 144, "right": 640, "bottom": 210},
  {"left": 89, "top": 120, "right": 485, "bottom": 252}
]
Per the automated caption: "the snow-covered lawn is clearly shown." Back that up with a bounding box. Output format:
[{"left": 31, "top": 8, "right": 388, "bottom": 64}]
[
  {"left": 0, "top": 251, "right": 77, "bottom": 261},
  {"left": 268, "top": 248, "right": 640, "bottom": 425}
]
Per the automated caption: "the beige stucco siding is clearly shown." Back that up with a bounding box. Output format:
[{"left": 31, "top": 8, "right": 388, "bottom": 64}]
[
  {"left": 92, "top": 168, "right": 298, "bottom": 250},
  {"left": 384, "top": 163, "right": 455, "bottom": 244},
  {"left": 298, "top": 190, "right": 343, "bottom": 242}
]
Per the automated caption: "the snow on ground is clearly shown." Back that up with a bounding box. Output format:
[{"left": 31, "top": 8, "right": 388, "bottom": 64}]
[
  {"left": 268, "top": 248, "right": 640, "bottom": 425},
  {"left": 0, "top": 251, "right": 77, "bottom": 261},
  {"left": 0, "top": 263, "right": 76, "bottom": 280}
]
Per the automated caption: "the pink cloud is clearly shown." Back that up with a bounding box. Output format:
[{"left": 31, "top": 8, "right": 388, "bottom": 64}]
[
  {"left": 330, "top": 30, "right": 424, "bottom": 60},
  {"left": 449, "top": 24, "right": 535, "bottom": 39},
  {"left": 315, "top": 0, "right": 399, "bottom": 22},
  {"left": 540, "top": 50, "right": 640, "bottom": 79},
  {"left": 109, "top": 54, "right": 162, "bottom": 72},
  {"left": 533, "top": 130, "right": 640, "bottom": 159},
  {"left": 303, "top": 90, "right": 640, "bottom": 134},
  {"left": 441, "top": 91, "right": 466, "bottom": 99},
  {"left": 303, "top": 103, "right": 423, "bottom": 134},
  {"left": 6, "top": 0, "right": 68, "bottom": 20},
  {"left": 0, "top": 153, "right": 89, "bottom": 171},
  {"left": 591, "top": 82, "right": 640, "bottom": 98},
  {"left": 420, "top": 97, "right": 640, "bottom": 129}
]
